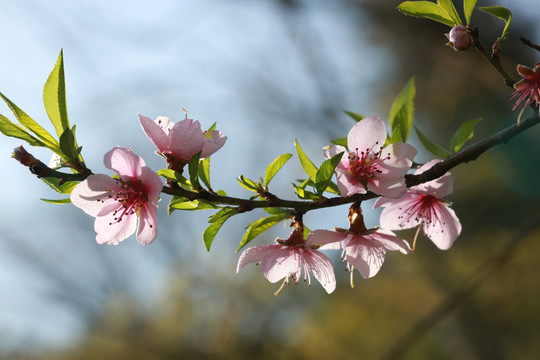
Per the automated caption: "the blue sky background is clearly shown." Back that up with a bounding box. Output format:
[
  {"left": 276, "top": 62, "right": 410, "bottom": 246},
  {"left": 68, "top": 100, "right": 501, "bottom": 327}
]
[{"left": 0, "top": 0, "right": 537, "bottom": 354}]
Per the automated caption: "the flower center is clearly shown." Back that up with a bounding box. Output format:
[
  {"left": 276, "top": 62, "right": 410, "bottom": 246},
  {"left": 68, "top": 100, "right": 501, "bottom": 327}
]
[
  {"left": 347, "top": 142, "right": 389, "bottom": 185},
  {"left": 398, "top": 194, "right": 442, "bottom": 227},
  {"left": 104, "top": 180, "right": 149, "bottom": 226}
]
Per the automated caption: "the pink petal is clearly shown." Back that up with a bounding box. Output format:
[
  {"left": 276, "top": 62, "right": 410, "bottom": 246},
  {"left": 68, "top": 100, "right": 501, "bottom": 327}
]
[
  {"left": 104, "top": 147, "right": 145, "bottom": 181},
  {"left": 368, "top": 176, "right": 408, "bottom": 199},
  {"left": 412, "top": 159, "right": 453, "bottom": 198},
  {"left": 370, "top": 230, "right": 411, "bottom": 254},
  {"left": 94, "top": 210, "right": 137, "bottom": 245},
  {"left": 347, "top": 116, "right": 387, "bottom": 153},
  {"left": 168, "top": 118, "right": 205, "bottom": 160},
  {"left": 200, "top": 130, "right": 227, "bottom": 158},
  {"left": 306, "top": 229, "right": 348, "bottom": 248},
  {"left": 154, "top": 116, "right": 174, "bottom": 134},
  {"left": 236, "top": 245, "right": 281, "bottom": 273},
  {"left": 261, "top": 247, "right": 302, "bottom": 283},
  {"left": 345, "top": 242, "right": 385, "bottom": 279},
  {"left": 70, "top": 174, "right": 123, "bottom": 216},
  {"left": 139, "top": 166, "right": 163, "bottom": 205},
  {"left": 423, "top": 203, "right": 461, "bottom": 250},
  {"left": 378, "top": 142, "right": 417, "bottom": 176},
  {"left": 376, "top": 193, "right": 422, "bottom": 230},
  {"left": 136, "top": 203, "right": 158, "bottom": 245},
  {"left": 139, "top": 114, "right": 169, "bottom": 152},
  {"left": 303, "top": 250, "right": 336, "bottom": 293},
  {"left": 334, "top": 167, "right": 367, "bottom": 196}
]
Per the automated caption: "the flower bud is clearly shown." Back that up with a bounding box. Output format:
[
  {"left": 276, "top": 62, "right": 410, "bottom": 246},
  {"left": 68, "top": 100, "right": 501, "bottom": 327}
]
[{"left": 446, "top": 25, "right": 473, "bottom": 51}]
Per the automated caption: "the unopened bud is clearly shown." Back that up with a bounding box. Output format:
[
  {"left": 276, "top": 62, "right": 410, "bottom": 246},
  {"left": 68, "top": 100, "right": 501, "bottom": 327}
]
[
  {"left": 12, "top": 145, "right": 39, "bottom": 166},
  {"left": 446, "top": 25, "right": 473, "bottom": 51}
]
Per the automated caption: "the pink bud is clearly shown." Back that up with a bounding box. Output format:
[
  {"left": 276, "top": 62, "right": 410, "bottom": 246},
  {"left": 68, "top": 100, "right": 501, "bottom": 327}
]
[{"left": 447, "top": 25, "right": 472, "bottom": 51}]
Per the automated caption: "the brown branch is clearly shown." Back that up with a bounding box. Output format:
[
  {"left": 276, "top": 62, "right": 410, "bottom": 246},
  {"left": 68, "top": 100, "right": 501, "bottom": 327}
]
[
  {"left": 15, "top": 110, "right": 539, "bottom": 214},
  {"left": 520, "top": 37, "right": 540, "bottom": 52},
  {"left": 406, "top": 111, "right": 540, "bottom": 187}
]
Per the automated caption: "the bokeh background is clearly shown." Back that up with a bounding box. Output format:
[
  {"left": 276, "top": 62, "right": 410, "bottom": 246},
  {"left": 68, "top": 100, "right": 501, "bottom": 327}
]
[{"left": 0, "top": 0, "right": 539, "bottom": 359}]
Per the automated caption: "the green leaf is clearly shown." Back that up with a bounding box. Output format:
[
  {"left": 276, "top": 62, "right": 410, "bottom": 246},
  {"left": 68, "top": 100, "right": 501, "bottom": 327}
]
[
  {"left": 463, "top": 0, "right": 477, "bottom": 26},
  {"left": 169, "top": 197, "right": 219, "bottom": 213},
  {"left": 59, "top": 126, "right": 77, "bottom": 160},
  {"left": 43, "top": 50, "right": 69, "bottom": 138},
  {"left": 344, "top": 111, "right": 365, "bottom": 122},
  {"left": 263, "top": 207, "right": 290, "bottom": 215},
  {"left": 397, "top": 1, "right": 456, "bottom": 27},
  {"left": 414, "top": 126, "right": 452, "bottom": 159},
  {"left": 198, "top": 157, "right": 211, "bottom": 190},
  {"left": 157, "top": 169, "right": 193, "bottom": 190},
  {"left": 40, "top": 177, "right": 79, "bottom": 194},
  {"left": 237, "top": 175, "right": 261, "bottom": 193},
  {"left": 209, "top": 206, "right": 239, "bottom": 223},
  {"left": 264, "top": 153, "right": 292, "bottom": 187},
  {"left": 41, "top": 197, "right": 71, "bottom": 204},
  {"left": 188, "top": 150, "right": 201, "bottom": 190},
  {"left": 388, "top": 124, "right": 402, "bottom": 145},
  {"left": 315, "top": 151, "right": 343, "bottom": 195},
  {"left": 204, "top": 207, "right": 239, "bottom": 251},
  {"left": 330, "top": 136, "right": 347, "bottom": 147},
  {"left": 0, "top": 92, "right": 60, "bottom": 153},
  {"left": 449, "top": 118, "right": 482, "bottom": 153},
  {"left": 389, "top": 77, "right": 416, "bottom": 142},
  {"left": 0, "top": 114, "right": 45, "bottom": 146},
  {"left": 237, "top": 214, "right": 289, "bottom": 251},
  {"left": 294, "top": 139, "right": 318, "bottom": 180},
  {"left": 438, "top": 0, "right": 462, "bottom": 26},
  {"left": 479, "top": 6, "right": 511, "bottom": 39},
  {"left": 292, "top": 182, "right": 320, "bottom": 200}
]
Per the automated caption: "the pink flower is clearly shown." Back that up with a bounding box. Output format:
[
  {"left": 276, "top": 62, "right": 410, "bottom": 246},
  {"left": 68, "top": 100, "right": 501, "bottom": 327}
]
[
  {"left": 314, "top": 205, "right": 411, "bottom": 280},
  {"left": 374, "top": 159, "right": 461, "bottom": 250},
  {"left": 511, "top": 62, "right": 540, "bottom": 112},
  {"left": 236, "top": 226, "right": 339, "bottom": 294},
  {"left": 71, "top": 147, "right": 163, "bottom": 245},
  {"left": 446, "top": 25, "right": 473, "bottom": 51},
  {"left": 323, "top": 116, "right": 417, "bottom": 198},
  {"left": 139, "top": 113, "right": 226, "bottom": 171}
]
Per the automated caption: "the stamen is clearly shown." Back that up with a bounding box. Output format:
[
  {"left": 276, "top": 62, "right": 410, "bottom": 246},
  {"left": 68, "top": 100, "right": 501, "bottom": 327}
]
[{"left": 274, "top": 278, "right": 288, "bottom": 296}]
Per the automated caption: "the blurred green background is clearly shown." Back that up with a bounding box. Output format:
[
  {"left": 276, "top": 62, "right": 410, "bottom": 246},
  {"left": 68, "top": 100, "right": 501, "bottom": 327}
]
[{"left": 0, "top": 1, "right": 539, "bottom": 359}]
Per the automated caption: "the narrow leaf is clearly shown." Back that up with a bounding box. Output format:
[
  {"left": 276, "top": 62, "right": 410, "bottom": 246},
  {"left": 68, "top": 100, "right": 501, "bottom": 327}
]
[
  {"left": 237, "top": 175, "right": 260, "bottom": 193},
  {"left": 294, "top": 139, "right": 318, "bottom": 180},
  {"left": 40, "top": 177, "right": 79, "bottom": 194},
  {"left": 169, "top": 197, "right": 219, "bottom": 212},
  {"left": 449, "top": 118, "right": 482, "bottom": 153},
  {"left": 330, "top": 136, "right": 347, "bottom": 147},
  {"left": 414, "top": 126, "right": 452, "bottom": 159},
  {"left": 397, "top": 1, "right": 456, "bottom": 27},
  {"left": 388, "top": 124, "right": 402, "bottom": 145},
  {"left": 209, "top": 206, "right": 239, "bottom": 223},
  {"left": 479, "top": 6, "right": 511, "bottom": 39},
  {"left": 204, "top": 208, "right": 238, "bottom": 251},
  {"left": 264, "top": 153, "right": 292, "bottom": 187},
  {"left": 43, "top": 50, "right": 69, "bottom": 137},
  {"left": 389, "top": 77, "right": 416, "bottom": 142},
  {"left": 237, "top": 214, "right": 289, "bottom": 251},
  {"left": 188, "top": 150, "right": 201, "bottom": 189},
  {"left": 0, "top": 114, "right": 45, "bottom": 146},
  {"left": 41, "top": 197, "right": 71, "bottom": 204},
  {"left": 344, "top": 111, "right": 365, "bottom": 122},
  {"left": 315, "top": 151, "right": 343, "bottom": 195},
  {"left": 59, "top": 126, "right": 77, "bottom": 159},
  {"left": 438, "top": 0, "right": 462, "bottom": 25},
  {"left": 199, "top": 157, "right": 211, "bottom": 190},
  {"left": 0, "top": 93, "right": 60, "bottom": 152},
  {"left": 464, "top": 0, "right": 477, "bottom": 26}
]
